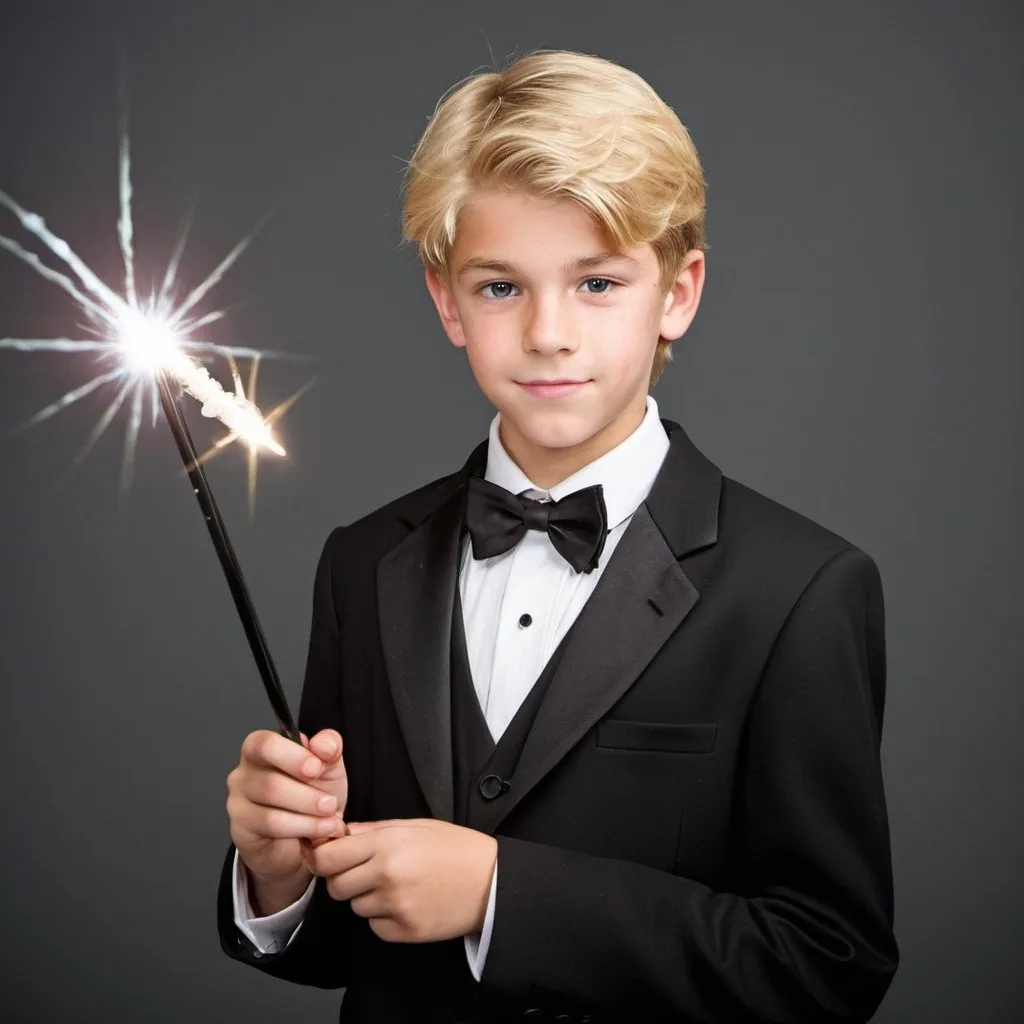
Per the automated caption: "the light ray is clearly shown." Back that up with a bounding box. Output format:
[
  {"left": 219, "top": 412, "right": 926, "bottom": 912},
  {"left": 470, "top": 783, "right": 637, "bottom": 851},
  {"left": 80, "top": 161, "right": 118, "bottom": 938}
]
[
  {"left": 177, "top": 340, "right": 316, "bottom": 362},
  {"left": 249, "top": 374, "right": 315, "bottom": 519},
  {"left": 265, "top": 374, "right": 316, "bottom": 425},
  {"left": 245, "top": 355, "right": 261, "bottom": 519},
  {"left": 5, "top": 367, "right": 125, "bottom": 437},
  {"left": 169, "top": 204, "right": 278, "bottom": 327},
  {"left": 52, "top": 376, "right": 135, "bottom": 492},
  {"left": 247, "top": 354, "right": 260, "bottom": 406},
  {"left": 70, "top": 376, "right": 134, "bottom": 471},
  {"left": 186, "top": 309, "right": 225, "bottom": 331},
  {"left": 0, "top": 188, "right": 127, "bottom": 314},
  {"left": 0, "top": 234, "right": 114, "bottom": 324},
  {"left": 120, "top": 383, "right": 144, "bottom": 496},
  {"left": 180, "top": 429, "right": 238, "bottom": 475},
  {"left": 159, "top": 191, "right": 199, "bottom": 307},
  {"left": 117, "top": 83, "right": 136, "bottom": 308},
  {"left": 1, "top": 338, "right": 120, "bottom": 353}
]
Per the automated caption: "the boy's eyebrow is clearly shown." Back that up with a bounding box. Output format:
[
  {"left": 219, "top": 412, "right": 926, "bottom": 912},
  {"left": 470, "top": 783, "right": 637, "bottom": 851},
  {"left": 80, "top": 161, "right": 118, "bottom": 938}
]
[{"left": 455, "top": 251, "right": 640, "bottom": 279}]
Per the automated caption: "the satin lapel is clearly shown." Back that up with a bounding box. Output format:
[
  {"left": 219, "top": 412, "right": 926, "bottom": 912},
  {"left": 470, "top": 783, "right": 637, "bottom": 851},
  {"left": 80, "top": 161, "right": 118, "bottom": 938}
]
[
  {"left": 376, "top": 485, "right": 463, "bottom": 823},
  {"left": 375, "top": 439, "right": 487, "bottom": 824}
]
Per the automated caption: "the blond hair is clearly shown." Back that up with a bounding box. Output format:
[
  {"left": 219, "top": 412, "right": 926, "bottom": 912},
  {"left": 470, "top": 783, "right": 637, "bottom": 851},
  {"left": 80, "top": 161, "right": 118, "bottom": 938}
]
[{"left": 400, "top": 49, "right": 708, "bottom": 389}]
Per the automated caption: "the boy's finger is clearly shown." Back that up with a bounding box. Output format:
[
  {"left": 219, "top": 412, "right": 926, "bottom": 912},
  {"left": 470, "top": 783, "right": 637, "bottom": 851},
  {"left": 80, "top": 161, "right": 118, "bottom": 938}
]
[
  {"left": 243, "top": 729, "right": 325, "bottom": 780},
  {"left": 303, "top": 818, "right": 350, "bottom": 846},
  {"left": 243, "top": 768, "right": 339, "bottom": 818},
  {"left": 237, "top": 804, "right": 345, "bottom": 841},
  {"left": 310, "top": 730, "right": 342, "bottom": 760}
]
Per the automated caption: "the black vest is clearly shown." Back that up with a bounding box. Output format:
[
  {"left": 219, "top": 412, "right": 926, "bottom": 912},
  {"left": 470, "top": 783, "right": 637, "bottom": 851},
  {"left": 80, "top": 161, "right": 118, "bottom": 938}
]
[{"left": 450, "top": 525, "right": 575, "bottom": 831}]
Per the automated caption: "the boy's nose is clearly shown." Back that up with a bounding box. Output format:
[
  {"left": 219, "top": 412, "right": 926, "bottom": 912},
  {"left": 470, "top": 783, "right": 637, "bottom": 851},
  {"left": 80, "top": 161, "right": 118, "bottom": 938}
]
[
  {"left": 523, "top": 294, "right": 576, "bottom": 352},
  {"left": 525, "top": 321, "right": 579, "bottom": 355}
]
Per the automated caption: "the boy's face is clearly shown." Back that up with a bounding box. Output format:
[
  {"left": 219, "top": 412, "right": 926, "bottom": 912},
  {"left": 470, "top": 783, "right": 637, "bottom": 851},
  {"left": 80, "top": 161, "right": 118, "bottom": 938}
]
[{"left": 424, "top": 189, "right": 704, "bottom": 488}]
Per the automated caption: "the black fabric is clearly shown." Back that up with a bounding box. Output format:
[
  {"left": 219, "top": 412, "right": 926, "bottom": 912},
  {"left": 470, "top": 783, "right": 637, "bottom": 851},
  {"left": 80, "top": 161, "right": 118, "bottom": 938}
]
[
  {"left": 450, "top": 532, "right": 575, "bottom": 830},
  {"left": 465, "top": 476, "right": 608, "bottom": 574}
]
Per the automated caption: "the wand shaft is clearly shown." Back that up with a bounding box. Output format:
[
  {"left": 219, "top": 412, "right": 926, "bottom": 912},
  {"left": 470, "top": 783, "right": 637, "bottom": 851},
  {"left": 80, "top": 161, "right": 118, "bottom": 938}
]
[{"left": 155, "top": 369, "right": 300, "bottom": 744}]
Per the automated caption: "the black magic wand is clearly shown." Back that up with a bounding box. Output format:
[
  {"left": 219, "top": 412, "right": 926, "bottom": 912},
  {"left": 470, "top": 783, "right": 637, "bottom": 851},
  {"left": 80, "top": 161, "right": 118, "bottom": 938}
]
[
  {"left": 154, "top": 368, "right": 300, "bottom": 744},
  {"left": 155, "top": 372, "right": 349, "bottom": 845}
]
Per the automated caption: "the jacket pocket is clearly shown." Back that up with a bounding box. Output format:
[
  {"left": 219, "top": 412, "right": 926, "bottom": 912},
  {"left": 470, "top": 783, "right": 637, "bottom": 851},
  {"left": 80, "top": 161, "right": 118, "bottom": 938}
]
[{"left": 595, "top": 718, "right": 718, "bottom": 753}]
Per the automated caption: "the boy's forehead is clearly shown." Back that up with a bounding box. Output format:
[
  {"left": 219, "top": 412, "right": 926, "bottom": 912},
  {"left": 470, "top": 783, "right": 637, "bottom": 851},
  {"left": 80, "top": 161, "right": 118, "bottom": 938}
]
[
  {"left": 456, "top": 188, "right": 592, "bottom": 232},
  {"left": 453, "top": 249, "right": 646, "bottom": 282},
  {"left": 452, "top": 190, "right": 651, "bottom": 272}
]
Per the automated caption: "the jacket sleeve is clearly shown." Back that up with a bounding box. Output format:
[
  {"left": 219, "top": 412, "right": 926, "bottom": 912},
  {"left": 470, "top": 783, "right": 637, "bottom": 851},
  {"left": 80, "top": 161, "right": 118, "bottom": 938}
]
[
  {"left": 216, "top": 525, "right": 370, "bottom": 989},
  {"left": 475, "top": 547, "right": 899, "bottom": 1022}
]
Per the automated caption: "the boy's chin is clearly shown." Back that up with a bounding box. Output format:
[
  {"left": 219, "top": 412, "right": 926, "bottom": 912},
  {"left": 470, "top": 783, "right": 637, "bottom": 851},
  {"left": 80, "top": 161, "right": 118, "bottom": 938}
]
[{"left": 500, "top": 410, "right": 606, "bottom": 453}]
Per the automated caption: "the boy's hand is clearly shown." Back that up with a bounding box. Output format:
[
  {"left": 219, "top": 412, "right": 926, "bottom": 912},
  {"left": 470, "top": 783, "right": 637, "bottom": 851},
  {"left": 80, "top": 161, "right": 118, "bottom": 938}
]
[
  {"left": 304, "top": 818, "right": 498, "bottom": 944},
  {"left": 226, "top": 728, "right": 349, "bottom": 892}
]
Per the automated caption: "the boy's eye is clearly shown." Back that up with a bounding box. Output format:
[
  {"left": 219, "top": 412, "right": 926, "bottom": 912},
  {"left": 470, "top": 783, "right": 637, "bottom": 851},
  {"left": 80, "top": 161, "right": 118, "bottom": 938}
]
[
  {"left": 480, "top": 281, "right": 517, "bottom": 299},
  {"left": 478, "top": 277, "right": 617, "bottom": 300}
]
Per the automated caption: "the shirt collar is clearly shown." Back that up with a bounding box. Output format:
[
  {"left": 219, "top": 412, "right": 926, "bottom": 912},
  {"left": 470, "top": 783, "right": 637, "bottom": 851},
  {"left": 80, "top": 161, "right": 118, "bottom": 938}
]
[{"left": 483, "top": 394, "right": 670, "bottom": 531}]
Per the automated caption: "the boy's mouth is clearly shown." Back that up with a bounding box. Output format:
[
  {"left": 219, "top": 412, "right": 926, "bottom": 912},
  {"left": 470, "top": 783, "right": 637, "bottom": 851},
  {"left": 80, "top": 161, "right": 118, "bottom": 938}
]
[{"left": 516, "top": 380, "right": 591, "bottom": 398}]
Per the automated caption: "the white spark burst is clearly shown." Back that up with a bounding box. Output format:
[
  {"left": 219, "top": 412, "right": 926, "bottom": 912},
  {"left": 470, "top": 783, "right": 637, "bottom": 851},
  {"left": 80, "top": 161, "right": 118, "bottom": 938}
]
[{"left": 0, "top": 91, "right": 312, "bottom": 510}]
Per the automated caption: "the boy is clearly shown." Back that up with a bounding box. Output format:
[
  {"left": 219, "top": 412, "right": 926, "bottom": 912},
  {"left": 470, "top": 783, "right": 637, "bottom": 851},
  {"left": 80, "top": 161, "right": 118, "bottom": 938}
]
[{"left": 218, "top": 49, "right": 899, "bottom": 1023}]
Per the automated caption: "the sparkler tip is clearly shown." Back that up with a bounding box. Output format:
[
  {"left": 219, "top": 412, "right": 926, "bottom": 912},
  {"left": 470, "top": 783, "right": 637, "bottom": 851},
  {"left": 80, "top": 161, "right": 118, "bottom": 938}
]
[{"left": 2, "top": 131, "right": 304, "bottom": 488}]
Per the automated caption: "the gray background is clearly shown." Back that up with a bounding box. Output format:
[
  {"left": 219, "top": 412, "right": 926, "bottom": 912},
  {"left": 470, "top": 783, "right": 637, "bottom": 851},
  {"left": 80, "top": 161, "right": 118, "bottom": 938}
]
[{"left": 0, "top": 1, "right": 1020, "bottom": 1021}]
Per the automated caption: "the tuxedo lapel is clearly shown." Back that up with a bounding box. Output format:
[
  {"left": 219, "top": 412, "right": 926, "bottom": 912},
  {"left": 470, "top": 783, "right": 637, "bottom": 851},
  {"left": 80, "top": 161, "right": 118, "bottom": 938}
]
[
  {"left": 375, "top": 419, "right": 722, "bottom": 829},
  {"left": 375, "top": 439, "right": 488, "bottom": 824}
]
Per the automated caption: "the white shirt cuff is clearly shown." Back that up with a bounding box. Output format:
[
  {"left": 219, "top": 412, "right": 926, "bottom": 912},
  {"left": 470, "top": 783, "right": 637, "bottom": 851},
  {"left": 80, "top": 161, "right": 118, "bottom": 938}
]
[
  {"left": 463, "top": 855, "right": 498, "bottom": 981},
  {"left": 232, "top": 848, "right": 316, "bottom": 956}
]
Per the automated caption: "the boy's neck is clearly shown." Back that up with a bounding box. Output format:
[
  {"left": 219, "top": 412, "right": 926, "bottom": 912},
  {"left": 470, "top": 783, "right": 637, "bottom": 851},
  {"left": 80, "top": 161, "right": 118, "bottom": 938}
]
[{"left": 497, "top": 401, "right": 648, "bottom": 491}]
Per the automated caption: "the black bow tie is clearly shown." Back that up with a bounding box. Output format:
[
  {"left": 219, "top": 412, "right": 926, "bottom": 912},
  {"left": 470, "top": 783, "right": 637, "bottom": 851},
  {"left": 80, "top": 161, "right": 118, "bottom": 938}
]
[{"left": 465, "top": 476, "right": 608, "bottom": 574}]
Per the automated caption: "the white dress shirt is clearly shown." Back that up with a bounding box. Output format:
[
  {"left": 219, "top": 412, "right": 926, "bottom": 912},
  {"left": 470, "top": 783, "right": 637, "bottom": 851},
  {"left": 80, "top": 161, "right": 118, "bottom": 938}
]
[{"left": 232, "top": 394, "right": 671, "bottom": 982}]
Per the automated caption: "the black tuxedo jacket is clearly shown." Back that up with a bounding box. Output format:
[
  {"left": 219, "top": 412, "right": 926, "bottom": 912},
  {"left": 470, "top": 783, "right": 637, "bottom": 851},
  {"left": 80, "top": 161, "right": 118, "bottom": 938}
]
[{"left": 217, "top": 417, "right": 899, "bottom": 1023}]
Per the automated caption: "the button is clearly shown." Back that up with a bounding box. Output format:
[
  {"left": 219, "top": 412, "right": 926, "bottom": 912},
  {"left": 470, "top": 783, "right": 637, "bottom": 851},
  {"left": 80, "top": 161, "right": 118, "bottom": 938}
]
[
  {"left": 522, "top": 1010, "right": 544, "bottom": 1020},
  {"left": 478, "top": 773, "right": 510, "bottom": 799},
  {"left": 518, "top": 613, "right": 533, "bottom": 628},
  {"left": 554, "top": 1016, "right": 572, "bottom": 1021}
]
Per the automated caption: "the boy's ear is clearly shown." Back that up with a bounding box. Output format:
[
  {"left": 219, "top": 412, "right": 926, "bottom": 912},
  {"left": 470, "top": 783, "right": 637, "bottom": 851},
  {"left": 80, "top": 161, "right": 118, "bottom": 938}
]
[
  {"left": 658, "top": 249, "right": 706, "bottom": 343},
  {"left": 424, "top": 266, "right": 468, "bottom": 349}
]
